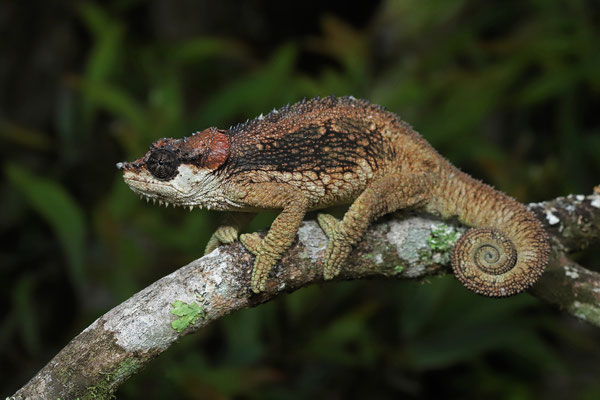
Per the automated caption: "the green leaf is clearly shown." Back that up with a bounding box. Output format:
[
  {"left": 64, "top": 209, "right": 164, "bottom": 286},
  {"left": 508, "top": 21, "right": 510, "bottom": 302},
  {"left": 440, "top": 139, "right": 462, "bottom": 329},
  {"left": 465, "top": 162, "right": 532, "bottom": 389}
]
[
  {"left": 13, "top": 276, "right": 40, "bottom": 354},
  {"left": 5, "top": 165, "right": 86, "bottom": 288},
  {"left": 76, "top": 78, "right": 146, "bottom": 131},
  {"left": 77, "top": 2, "right": 124, "bottom": 130},
  {"left": 84, "top": 19, "right": 123, "bottom": 84},
  {"left": 193, "top": 44, "right": 298, "bottom": 127},
  {"left": 517, "top": 67, "right": 580, "bottom": 106},
  {"left": 169, "top": 37, "right": 246, "bottom": 66},
  {"left": 408, "top": 322, "right": 521, "bottom": 369},
  {"left": 0, "top": 119, "right": 52, "bottom": 150},
  {"left": 148, "top": 74, "right": 184, "bottom": 136},
  {"left": 170, "top": 300, "right": 204, "bottom": 333},
  {"left": 303, "top": 304, "right": 377, "bottom": 366},
  {"left": 77, "top": 2, "right": 118, "bottom": 38}
]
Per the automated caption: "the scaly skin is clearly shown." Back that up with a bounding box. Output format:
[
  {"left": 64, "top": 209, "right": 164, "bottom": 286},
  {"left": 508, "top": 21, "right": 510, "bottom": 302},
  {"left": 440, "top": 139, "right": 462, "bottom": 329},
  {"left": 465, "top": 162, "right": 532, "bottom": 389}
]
[{"left": 118, "top": 96, "right": 549, "bottom": 295}]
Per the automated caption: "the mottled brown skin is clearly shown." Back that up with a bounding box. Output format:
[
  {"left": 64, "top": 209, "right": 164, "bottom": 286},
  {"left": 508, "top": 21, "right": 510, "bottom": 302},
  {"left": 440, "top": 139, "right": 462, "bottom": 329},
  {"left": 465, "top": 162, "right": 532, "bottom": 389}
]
[{"left": 118, "top": 96, "right": 549, "bottom": 296}]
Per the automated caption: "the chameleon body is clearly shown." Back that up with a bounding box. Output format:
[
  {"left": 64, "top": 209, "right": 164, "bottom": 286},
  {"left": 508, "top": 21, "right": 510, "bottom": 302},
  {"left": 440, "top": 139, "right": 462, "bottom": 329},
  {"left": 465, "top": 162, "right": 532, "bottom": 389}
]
[{"left": 118, "top": 96, "right": 549, "bottom": 296}]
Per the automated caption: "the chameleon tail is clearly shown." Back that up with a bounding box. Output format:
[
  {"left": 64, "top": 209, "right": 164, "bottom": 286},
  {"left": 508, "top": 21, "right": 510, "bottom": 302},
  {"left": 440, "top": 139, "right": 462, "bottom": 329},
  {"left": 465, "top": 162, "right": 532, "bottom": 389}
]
[{"left": 427, "top": 166, "right": 550, "bottom": 297}]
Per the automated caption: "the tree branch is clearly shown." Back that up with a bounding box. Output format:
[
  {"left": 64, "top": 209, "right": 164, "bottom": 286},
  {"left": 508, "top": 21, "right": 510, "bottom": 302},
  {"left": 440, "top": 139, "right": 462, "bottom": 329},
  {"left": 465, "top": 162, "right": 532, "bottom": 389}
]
[{"left": 10, "top": 190, "right": 600, "bottom": 400}]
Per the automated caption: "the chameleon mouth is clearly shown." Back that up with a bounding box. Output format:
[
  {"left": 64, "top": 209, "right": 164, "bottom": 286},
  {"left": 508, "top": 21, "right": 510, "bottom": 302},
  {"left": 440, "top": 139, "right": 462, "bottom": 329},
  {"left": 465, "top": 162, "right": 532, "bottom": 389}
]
[
  {"left": 121, "top": 162, "right": 232, "bottom": 211},
  {"left": 135, "top": 191, "right": 202, "bottom": 212},
  {"left": 122, "top": 169, "right": 189, "bottom": 194},
  {"left": 122, "top": 171, "right": 200, "bottom": 211}
]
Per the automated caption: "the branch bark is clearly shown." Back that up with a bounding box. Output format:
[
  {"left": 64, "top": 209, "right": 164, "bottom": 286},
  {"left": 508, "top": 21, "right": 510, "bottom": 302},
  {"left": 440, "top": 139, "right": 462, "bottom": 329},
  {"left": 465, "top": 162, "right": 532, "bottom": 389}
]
[{"left": 10, "top": 190, "right": 600, "bottom": 400}]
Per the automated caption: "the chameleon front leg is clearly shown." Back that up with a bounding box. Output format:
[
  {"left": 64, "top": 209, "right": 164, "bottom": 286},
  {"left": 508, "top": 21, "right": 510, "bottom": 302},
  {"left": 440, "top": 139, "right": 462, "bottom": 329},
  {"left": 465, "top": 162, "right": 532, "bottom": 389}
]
[
  {"left": 319, "top": 173, "right": 433, "bottom": 279},
  {"left": 204, "top": 212, "right": 256, "bottom": 255},
  {"left": 237, "top": 183, "right": 309, "bottom": 293}
]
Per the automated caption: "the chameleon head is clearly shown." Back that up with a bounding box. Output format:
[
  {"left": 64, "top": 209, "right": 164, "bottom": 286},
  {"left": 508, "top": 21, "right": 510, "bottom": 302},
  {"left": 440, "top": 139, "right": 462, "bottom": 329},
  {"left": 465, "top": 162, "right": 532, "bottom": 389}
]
[{"left": 117, "top": 128, "right": 231, "bottom": 210}]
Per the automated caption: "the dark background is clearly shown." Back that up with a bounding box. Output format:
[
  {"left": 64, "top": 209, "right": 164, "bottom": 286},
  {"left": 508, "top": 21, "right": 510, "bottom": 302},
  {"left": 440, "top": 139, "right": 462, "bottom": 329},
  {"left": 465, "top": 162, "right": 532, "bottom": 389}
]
[{"left": 2, "top": 0, "right": 600, "bottom": 398}]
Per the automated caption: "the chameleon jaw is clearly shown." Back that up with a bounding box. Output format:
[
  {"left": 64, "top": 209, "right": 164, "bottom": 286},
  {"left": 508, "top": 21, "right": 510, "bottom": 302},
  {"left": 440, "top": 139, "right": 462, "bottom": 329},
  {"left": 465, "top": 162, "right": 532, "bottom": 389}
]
[
  {"left": 121, "top": 164, "right": 239, "bottom": 211},
  {"left": 135, "top": 192, "right": 202, "bottom": 211},
  {"left": 121, "top": 166, "right": 202, "bottom": 211}
]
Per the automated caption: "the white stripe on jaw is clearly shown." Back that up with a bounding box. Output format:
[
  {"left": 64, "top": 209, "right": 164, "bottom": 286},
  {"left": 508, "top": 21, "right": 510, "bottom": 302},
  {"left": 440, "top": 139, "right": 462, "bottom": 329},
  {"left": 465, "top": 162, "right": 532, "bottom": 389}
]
[{"left": 124, "top": 164, "right": 237, "bottom": 211}]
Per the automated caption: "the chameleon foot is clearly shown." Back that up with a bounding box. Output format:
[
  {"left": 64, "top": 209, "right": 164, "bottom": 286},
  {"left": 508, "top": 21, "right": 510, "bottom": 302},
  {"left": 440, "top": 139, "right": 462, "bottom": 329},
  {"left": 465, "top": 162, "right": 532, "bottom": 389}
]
[
  {"left": 204, "top": 225, "right": 240, "bottom": 255},
  {"left": 240, "top": 233, "right": 278, "bottom": 293},
  {"left": 239, "top": 232, "right": 262, "bottom": 255},
  {"left": 249, "top": 254, "right": 278, "bottom": 293},
  {"left": 318, "top": 213, "right": 352, "bottom": 280}
]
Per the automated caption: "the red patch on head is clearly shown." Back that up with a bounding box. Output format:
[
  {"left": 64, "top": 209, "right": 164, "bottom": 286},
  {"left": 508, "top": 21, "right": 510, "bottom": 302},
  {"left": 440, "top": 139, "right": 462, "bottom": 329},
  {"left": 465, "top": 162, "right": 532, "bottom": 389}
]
[
  {"left": 182, "top": 128, "right": 230, "bottom": 169},
  {"left": 205, "top": 131, "right": 230, "bottom": 169}
]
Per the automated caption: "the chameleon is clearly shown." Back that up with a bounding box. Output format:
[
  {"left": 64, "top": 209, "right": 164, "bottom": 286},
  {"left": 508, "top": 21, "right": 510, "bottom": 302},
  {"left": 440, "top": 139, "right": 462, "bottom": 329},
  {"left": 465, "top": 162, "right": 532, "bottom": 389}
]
[{"left": 117, "top": 96, "right": 549, "bottom": 296}]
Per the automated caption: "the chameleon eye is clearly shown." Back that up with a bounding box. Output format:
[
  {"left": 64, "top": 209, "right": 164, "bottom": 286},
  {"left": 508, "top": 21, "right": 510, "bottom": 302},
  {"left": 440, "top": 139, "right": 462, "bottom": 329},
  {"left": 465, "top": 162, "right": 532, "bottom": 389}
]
[{"left": 146, "top": 149, "right": 180, "bottom": 180}]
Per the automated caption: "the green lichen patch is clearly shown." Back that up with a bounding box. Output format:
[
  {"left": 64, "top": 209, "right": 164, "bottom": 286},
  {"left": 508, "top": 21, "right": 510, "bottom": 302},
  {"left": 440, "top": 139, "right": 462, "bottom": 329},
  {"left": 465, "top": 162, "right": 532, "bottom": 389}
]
[
  {"left": 81, "top": 359, "right": 139, "bottom": 400},
  {"left": 107, "top": 359, "right": 139, "bottom": 384},
  {"left": 418, "top": 224, "right": 460, "bottom": 265},
  {"left": 393, "top": 265, "right": 405, "bottom": 274},
  {"left": 428, "top": 224, "right": 460, "bottom": 251},
  {"left": 170, "top": 300, "right": 205, "bottom": 333},
  {"left": 570, "top": 301, "right": 600, "bottom": 326},
  {"left": 361, "top": 253, "right": 375, "bottom": 261},
  {"left": 81, "top": 383, "right": 114, "bottom": 400}
]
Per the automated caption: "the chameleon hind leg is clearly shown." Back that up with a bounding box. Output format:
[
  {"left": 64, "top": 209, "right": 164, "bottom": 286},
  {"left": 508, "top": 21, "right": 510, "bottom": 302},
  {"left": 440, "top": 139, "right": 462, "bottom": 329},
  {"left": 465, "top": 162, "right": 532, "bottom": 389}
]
[
  {"left": 204, "top": 212, "right": 256, "bottom": 255},
  {"left": 319, "top": 173, "right": 433, "bottom": 279},
  {"left": 237, "top": 183, "right": 309, "bottom": 293}
]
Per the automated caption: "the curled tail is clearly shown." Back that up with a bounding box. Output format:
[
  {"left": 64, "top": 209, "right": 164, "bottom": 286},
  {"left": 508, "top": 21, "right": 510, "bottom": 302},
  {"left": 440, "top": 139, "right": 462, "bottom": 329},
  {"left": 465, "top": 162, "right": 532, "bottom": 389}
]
[{"left": 427, "top": 167, "right": 550, "bottom": 297}]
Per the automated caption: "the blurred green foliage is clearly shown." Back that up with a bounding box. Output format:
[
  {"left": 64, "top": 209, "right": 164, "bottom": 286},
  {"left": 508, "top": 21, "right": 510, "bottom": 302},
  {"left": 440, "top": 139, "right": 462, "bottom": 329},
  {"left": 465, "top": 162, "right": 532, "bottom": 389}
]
[{"left": 1, "top": 0, "right": 600, "bottom": 398}]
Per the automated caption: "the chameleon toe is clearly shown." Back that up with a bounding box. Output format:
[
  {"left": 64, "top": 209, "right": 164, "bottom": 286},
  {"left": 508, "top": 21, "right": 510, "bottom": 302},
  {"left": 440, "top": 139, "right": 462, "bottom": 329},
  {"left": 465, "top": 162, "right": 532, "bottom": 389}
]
[
  {"left": 240, "top": 233, "right": 262, "bottom": 255},
  {"left": 317, "top": 213, "right": 341, "bottom": 238},
  {"left": 204, "top": 236, "right": 221, "bottom": 255},
  {"left": 215, "top": 226, "right": 239, "bottom": 243},
  {"left": 323, "top": 239, "right": 352, "bottom": 279}
]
